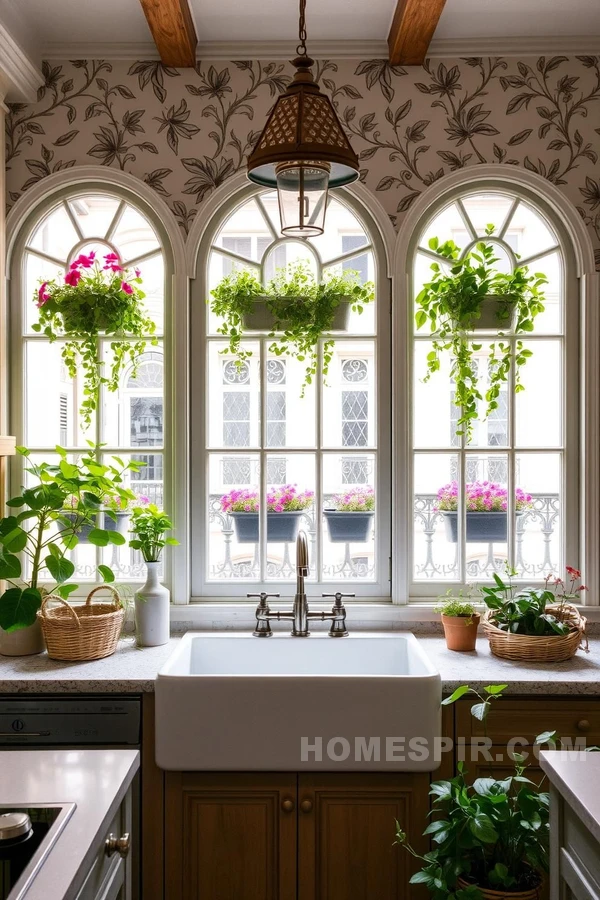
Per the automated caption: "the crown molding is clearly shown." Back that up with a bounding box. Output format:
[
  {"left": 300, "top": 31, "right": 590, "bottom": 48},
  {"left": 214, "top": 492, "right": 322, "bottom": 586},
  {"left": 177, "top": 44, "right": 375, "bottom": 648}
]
[
  {"left": 39, "top": 35, "right": 600, "bottom": 61},
  {"left": 0, "top": 22, "right": 43, "bottom": 101}
]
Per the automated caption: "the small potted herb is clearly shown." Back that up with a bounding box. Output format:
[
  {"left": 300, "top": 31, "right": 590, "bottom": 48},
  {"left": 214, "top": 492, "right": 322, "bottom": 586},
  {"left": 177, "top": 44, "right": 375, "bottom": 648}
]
[
  {"left": 436, "top": 481, "right": 532, "bottom": 543},
  {"left": 323, "top": 486, "right": 374, "bottom": 543},
  {"left": 435, "top": 590, "right": 480, "bottom": 652},
  {"left": 34, "top": 251, "right": 157, "bottom": 429},
  {"left": 415, "top": 228, "right": 547, "bottom": 443},
  {"left": 0, "top": 446, "right": 131, "bottom": 656},
  {"left": 210, "top": 262, "right": 374, "bottom": 395},
  {"left": 129, "top": 504, "right": 179, "bottom": 647},
  {"left": 220, "top": 485, "right": 313, "bottom": 544},
  {"left": 395, "top": 684, "right": 550, "bottom": 900},
  {"left": 481, "top": 565, "right": 588, "bottom": 662}
]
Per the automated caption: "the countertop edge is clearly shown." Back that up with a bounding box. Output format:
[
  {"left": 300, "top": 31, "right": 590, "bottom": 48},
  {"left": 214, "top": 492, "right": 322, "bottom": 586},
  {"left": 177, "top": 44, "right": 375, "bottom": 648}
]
[{"left": 540, "top": 750, "right": 600, "bottom": 846}]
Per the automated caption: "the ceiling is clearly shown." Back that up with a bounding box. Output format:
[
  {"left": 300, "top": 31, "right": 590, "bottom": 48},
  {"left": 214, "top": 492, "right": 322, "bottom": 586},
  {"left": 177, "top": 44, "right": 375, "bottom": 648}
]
[{"left": 4, "top": 0, "right": 600, "bottom": 60}]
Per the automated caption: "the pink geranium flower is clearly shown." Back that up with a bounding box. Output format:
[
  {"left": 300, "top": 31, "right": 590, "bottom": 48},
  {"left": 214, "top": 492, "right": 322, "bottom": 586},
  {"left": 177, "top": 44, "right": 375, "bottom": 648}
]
[
  {"left": 65, "top": 268, "right": 81, "bottom": 287},
  {"left": 37, "top": 281, "right": 50, "bottom": 308},
  {"left": 71, "top": 251, "right": 96, "bottom": 269},
  {"left": 103, "top": 252, "right": 123, "bottom": 273},
  {"left": 121, "top": 281, "right": 134, "bottom": 295}
]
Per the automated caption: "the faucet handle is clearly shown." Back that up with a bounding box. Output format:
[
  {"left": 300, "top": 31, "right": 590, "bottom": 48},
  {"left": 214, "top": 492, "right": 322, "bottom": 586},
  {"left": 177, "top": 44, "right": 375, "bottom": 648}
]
[
  {"left": 247, "top": 593, "right": 280, "bottom": 601},
  {"left": 322, "top": 592, "right": 355, "bottom": 603}
]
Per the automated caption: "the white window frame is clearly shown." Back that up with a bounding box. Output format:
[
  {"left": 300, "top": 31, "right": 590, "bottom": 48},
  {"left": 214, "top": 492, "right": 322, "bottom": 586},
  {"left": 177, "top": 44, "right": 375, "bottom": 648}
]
[
  {"left": 393, "top": 166, "right": 600, "bottom": 604},
  {"left": 189, "top": 182, "right": 393, "bottom": 600}
]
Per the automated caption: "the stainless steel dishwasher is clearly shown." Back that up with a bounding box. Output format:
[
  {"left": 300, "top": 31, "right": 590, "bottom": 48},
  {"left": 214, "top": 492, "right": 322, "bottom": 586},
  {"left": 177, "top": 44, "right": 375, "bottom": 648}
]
[{"left": 0, "top": 696, "right": 141, "bottom": 898}]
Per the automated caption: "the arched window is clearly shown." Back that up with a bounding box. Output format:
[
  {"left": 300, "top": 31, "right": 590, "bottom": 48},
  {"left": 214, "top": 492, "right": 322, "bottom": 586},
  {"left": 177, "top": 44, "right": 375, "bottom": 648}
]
[
  {"left": 191, "top": 188, "right": 391, "bottom": 598},
  {"left": 10, "top": 190, "right": 169, "bottom": 584},
  {"left": 405, "top": 186, "right": 578, "bottom": 598}
]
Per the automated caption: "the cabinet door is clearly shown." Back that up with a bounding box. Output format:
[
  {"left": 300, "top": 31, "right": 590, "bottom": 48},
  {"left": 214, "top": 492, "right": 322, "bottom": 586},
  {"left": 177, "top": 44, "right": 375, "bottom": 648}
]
[
  {"left": 165, "top": 773, "right": 297, "bottom": 900},
  {"left": 298, "top": 773, "right": 430, "bottom": 900}
]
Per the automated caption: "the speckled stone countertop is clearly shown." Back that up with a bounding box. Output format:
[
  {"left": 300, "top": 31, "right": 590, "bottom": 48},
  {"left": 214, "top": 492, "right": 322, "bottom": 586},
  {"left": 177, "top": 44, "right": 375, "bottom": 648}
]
[{"left": 0, "top": 634, "right": 599, "bottom": 694}]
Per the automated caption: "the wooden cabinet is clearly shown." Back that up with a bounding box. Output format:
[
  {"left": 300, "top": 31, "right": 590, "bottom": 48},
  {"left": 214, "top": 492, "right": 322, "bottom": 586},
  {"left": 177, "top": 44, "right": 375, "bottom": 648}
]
[
  {"left": 165, "top": 772, "right": 429, "bottom": 900},
  {"left": 165, "top": 773, "right": 297, "bottom": 900},
  {"left": 297, "top": 773, "right": 429, "bottom": 900}
]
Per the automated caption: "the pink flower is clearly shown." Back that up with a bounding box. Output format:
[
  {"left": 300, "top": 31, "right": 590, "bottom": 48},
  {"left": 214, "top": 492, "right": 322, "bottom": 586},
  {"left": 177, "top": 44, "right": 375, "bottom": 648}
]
[
  {"left": 566, "top": 565, "right": 581, "bottom": 579},
  {"left": 71, "top": 251, "right": 96, "bottom": 269},
  {"left": 65, "top": 268, "right": 81, "bottom": 287},
  {"left": 103, "top": 252, "right": 123, "bottom": 273},
  {"left": 134, "top": 268, "right": 141, "bottom": 278},
  {"left": 121, "top": 281, "right": 134, "bottom": 295},
  {"left": 37, "top": 281, "right": 50, "bottom": 307}
]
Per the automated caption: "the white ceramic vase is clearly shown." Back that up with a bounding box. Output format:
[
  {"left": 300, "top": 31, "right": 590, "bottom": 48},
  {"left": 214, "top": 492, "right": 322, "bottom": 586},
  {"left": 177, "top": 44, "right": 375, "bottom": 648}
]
[
  {"left": 134, "top": 562, "right": 170, "bottom": 647},
  {"left": 0, "top": 620, "right": 45, "bottom": 656}
]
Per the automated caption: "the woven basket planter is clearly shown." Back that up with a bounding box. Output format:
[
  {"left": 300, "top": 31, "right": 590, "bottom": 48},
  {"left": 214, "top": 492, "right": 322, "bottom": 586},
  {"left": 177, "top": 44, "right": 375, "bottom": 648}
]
[
  {"left": 38, "top": 586, "right": 124, "bottom": 662},
  {"left": 457, "top": 876, "right": 543, "bottom": 900},
  {"left": 482, "top": 604, "right": 587, "bottom": 662}
]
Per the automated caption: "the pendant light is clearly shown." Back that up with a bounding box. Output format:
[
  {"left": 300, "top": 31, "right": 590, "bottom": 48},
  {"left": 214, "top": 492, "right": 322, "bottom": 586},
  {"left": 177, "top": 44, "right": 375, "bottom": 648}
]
[{"left": 247, "top": 0, "right": 359, "bottom": 236}]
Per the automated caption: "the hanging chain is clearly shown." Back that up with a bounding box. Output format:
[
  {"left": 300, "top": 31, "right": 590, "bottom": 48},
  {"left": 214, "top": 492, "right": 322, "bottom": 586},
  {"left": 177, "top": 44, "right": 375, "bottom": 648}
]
[{"left": 296, "top": 0, "right": 308, "bottom": 58}]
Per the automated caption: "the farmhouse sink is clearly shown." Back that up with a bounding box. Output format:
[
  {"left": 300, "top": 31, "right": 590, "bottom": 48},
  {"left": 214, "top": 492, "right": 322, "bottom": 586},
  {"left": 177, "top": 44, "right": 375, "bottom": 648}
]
[{"left": 155, "top": 632, "right": 442, "bottom": 771}]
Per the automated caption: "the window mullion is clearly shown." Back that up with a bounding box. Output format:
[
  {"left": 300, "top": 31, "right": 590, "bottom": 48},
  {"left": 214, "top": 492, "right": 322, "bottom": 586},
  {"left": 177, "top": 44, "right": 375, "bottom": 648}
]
[
  {"left": 508, "top": 334, "right": 516, "bottom": 570},
  {"left": 259, "top": 337, "right": 267, "bottom": 583}
]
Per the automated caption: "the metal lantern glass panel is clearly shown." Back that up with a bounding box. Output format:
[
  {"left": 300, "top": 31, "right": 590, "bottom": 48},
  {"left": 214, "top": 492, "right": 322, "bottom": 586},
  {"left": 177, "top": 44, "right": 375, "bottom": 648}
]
[{"left": 276, "top": 162, "right": 329, "bottom": 236}]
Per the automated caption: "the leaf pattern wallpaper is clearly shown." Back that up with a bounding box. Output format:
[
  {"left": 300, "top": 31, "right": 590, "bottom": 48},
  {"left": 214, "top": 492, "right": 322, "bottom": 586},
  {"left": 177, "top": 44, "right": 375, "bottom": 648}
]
[{"left": 5, "top": 56, "right": 600, "bottom": 266}]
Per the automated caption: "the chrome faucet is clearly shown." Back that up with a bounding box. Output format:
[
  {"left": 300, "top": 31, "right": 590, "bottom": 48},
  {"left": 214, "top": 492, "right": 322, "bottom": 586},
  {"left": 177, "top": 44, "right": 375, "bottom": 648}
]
[{"left": 249, "top": 530, "right": 353, "bottom": 637}]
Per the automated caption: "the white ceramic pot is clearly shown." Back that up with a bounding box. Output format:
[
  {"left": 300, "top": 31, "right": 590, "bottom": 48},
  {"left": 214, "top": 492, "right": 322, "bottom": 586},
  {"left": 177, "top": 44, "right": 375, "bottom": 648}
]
[
  {"left": 0, "top": 620, "right": 45, "bottom": 656},
  {"left": 134, "top": 562, "right": 170, "bottom": 647}
]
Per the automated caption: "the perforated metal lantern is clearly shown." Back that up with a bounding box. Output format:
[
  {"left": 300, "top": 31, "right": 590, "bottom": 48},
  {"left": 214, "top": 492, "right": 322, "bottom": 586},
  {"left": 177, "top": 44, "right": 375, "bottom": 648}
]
[{"left": 247, "top": 55, "right": 359, "bottom": 236}]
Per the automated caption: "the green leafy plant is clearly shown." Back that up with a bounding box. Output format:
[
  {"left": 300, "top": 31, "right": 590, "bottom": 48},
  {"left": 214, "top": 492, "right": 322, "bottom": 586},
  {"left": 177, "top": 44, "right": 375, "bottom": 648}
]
[
  {"left": 481, "top": 565, "right": 586, "bottom": 637},
  {"left": 0, "top": 446, "right": 143, "bottom": 631},
  {"left": 394, "top": 684, "right": 550, "bottom": 900},
  {"left": 210, "top": 261, "right": 374, "bottom": 395},
  {"left": 34, "top": 251, "right": 157, "bottom": 428},
  {"left": 129, "top": 504, "right": 179, "bottom": 563},
  {"left": 415, "top": 227, "right": 547, "bottom": 443},
  {"left": 435, "top": 589, "right": 478, "bottom": 620}
]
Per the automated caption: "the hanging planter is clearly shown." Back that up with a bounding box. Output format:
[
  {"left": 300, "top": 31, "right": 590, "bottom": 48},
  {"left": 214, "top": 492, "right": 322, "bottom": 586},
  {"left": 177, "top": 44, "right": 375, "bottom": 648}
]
[
  {"left": 323, "top": 487, "right": 375, "bottom": 543},
  {"left": 220, "top": 485, "right": 313, "bottom": 544},
  {"left": 210, "top": 262, "right": 374, "bottom": 396},
  {"left": 34, "top": 251, "right": 157, "bottom": 429},
  {"left": 415, "top": 229, "right": 547, "bottom": 443},
  {"left": 436, "top": 481, "right": 532, "bottom": 543}
]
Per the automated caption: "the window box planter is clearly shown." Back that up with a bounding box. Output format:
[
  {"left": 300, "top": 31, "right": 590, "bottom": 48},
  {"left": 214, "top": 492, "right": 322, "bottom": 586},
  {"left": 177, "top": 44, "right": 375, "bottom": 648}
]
[
  {"left": 62, "top": 511, "right": 130, "bottom": 543},
  {"left": 229, "top": 510, "right": 305, "bottom": 544},
  {"left": 464, "top": 295, "right": 517, "bottom": 331},
  {"left": 442, "top": 511, "right": 522, "bottom": 543},
  {"left": 242, "top": 297, "right": 351, "bottom": 333},
  {"left": 323, "top": 509, "right": 374, "bottom": 543}
]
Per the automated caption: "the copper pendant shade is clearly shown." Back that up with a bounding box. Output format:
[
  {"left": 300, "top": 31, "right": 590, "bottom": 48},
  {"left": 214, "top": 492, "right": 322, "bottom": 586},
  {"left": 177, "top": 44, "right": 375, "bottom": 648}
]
[{"left": 247, "top": 54, "right": 360, "bottom": 191}]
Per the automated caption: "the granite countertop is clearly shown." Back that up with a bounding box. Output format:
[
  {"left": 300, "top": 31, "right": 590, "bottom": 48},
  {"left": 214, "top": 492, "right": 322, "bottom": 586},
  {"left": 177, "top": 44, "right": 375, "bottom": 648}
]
[
  {"left": 540, "top": 750, "right": 600, "bottom": 844},
  {"left": 0, "top": 748, "right": 139, "bottom": 900},
  {"left": 0, "top": 634, "right": 599, "bottom": 694}
]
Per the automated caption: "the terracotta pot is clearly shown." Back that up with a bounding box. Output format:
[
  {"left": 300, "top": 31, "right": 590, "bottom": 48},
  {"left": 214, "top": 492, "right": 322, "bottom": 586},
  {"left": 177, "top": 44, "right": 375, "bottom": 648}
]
[
  {"left": 0, "top": 620, "right": 45, "bottom": 656},
  {"left": 457, "top": 875, "right": 543, "bottom": 900},
  {"left": 442, "top": 613, "right": 480, "bottom": 652}
]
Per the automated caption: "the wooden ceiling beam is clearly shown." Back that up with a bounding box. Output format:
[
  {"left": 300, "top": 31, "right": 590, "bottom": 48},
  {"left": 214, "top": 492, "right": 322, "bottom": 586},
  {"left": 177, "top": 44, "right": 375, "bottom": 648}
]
[
  {"left": 388, "top": 0, "right": 448, "bottom": 65},
  {"left": 138, "top": 0, "right": 197, "bottom": 67}
]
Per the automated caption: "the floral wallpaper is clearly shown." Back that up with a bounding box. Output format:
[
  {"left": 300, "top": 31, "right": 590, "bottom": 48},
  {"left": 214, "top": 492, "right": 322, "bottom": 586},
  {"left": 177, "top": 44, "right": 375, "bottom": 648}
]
[{"left": 5, "top": 56, "right": 600, "bottom": 266}]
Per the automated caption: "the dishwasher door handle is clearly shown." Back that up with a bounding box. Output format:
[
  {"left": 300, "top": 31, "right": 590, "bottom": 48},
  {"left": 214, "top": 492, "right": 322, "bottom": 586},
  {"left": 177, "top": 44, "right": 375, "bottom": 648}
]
[{"left": 0, "top": 731, "right": 51, "bottom": 737}]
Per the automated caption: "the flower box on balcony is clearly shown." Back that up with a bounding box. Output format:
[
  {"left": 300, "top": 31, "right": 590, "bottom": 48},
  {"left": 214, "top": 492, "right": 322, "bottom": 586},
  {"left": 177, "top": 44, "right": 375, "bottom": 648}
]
[
  {"left": 323, "top": 510, "right": 374, "bottom": 543},
  {"left": 61, "top": 511, "right": 130, "bottom": 544},
  {"left": 229, "top": 511, "right": 304, "bottom": 544},
  {"left": 442, "top": 511, "right": 523, "bottom": 543}
]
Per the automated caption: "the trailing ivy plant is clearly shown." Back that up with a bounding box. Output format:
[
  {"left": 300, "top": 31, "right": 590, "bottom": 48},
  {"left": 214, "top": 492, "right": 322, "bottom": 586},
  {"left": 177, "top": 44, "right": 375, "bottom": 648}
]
[
  {"left": 415, "top": 227, "right": 547, "bottom": 443},
  {"left": 0, "top": 446, "right": 143, "bottom": 632},
  {"left": 34, "top": 251, "right": 157, "bottom": 429},
  {"left": 394, "top": 684, "right": 551, "bottom": 900},
  {"left": 210, "top": 261, "right": 374, "bottom": 395}
]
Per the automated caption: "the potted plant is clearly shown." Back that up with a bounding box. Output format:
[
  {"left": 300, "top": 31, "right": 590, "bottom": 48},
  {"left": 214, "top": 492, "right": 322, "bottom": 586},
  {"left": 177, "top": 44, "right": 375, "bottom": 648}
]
[
  {"left": 395, "top": 683, "right": 550, "bottom": 900},
  {"left": 34, "top": 251, "right": 157, "bottom": 429},
  {"left": 210, "top": 261, "right": 374, "bottom": 395},
  {"left": 0, "top": 446, "right": 131, "bottom": 656},
  {"left": 435, "top": 590, "right": 481, "bottom": 652},
  {"left": 129, "top": 504, "right": 179, "bottom": 647},
  {"left": 481, "top": 565, "right": 588, "bottom": 663},
  {"left": 323, "top": 486, "right": 375, "bottom": 543},
  {"left": 220, "top": 485, "right": 313, "bottom": 543},
  {"left": 436, "top": 481, "right": 532, "bottom": 543},
  {"left": 62, "top": 492, "right": 150, "bottom": 543},
  {"left": 415, "top": 228, "right": 547, "bottom": 443}
]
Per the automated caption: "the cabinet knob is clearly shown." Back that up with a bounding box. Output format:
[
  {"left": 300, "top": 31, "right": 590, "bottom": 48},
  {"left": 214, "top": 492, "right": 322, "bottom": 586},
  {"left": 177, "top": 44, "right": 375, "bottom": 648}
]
[
  {"left": 281, "top": 798, "right": 294, "bottom": 813},
  {"left": 105, "top": 832, "right": 131, "bottom": 859},
  {"left": 577, "top": 719, "right": 591, "bottom": 732},
  {"left": 300, "top": 799, "right": 313, "bottom": 814}
]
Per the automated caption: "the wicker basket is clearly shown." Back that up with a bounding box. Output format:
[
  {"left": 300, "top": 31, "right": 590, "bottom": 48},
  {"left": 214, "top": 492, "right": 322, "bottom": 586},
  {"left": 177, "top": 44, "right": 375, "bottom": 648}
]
[
  {"left": 482, "top": 604, "right": 588, "bottom": 663},
  {"left": 38, "top": 586, "right": 124, "bottom": 662}
]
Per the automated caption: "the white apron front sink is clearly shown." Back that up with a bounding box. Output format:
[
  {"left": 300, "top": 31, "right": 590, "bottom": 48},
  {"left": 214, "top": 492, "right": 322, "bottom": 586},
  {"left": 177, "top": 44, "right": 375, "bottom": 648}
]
[{"left": 155, "top": 632, "right": 441, "bottom": 771}]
